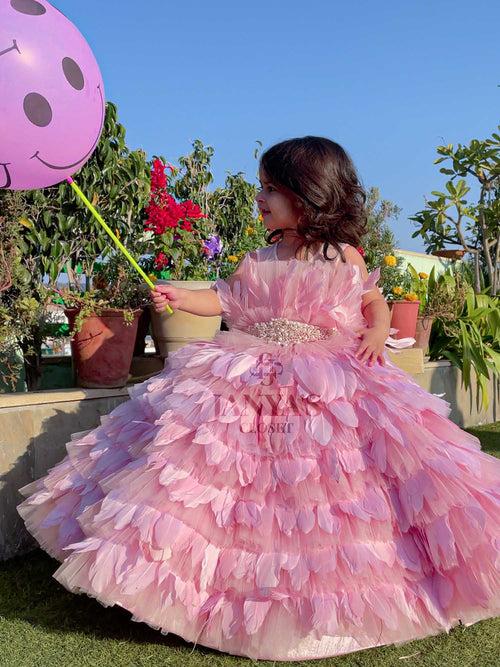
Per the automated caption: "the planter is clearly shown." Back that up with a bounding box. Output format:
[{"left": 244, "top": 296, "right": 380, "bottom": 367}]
[
  {"left": 387, "top": 299, "right": 420, "bottom": 340},
  {"left": 65, "top": 308, "right": 142, "bottom": 388},
  {"left": 414, "top": 315, "right": 435, "bottom": 353},
  {"left": 432, "top": 249, "right": 466, "bottom": 260},
  {"left": 149, "top": 280, "right": 222, "bottom": 358}
]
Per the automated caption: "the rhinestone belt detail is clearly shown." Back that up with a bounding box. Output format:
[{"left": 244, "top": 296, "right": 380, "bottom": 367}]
[{"left": 245, "top": 317, "right": 334, "bottom": 345}]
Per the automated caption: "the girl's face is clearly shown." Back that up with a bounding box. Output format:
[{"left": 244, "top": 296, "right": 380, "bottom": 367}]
[{"left": 256, "top": 169, "right": 302, "bottom": 232}]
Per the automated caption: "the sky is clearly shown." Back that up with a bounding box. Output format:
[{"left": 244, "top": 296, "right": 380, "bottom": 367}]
[{"left": 58, "top": 0, "right": 499, "bottom": 252}]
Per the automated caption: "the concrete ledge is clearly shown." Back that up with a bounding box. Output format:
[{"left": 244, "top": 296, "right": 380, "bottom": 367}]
[
  {"left": 387, "top": 347, "right": 424, "bottom": 374},
  {"left": 0, "top": 389, "right": 130, "bottom": 560},
  {"left": 0, "top": 387, "right": 129, "bottom": 410},
  {"left": 414, "top": 359, "right": 498, "bottom": 428}
]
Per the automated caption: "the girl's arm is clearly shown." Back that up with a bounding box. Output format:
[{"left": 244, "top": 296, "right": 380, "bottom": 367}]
[
  {"left": 342, "top": 245, "right": 391, "bottom": 365},
  {"left": 179, "top": 287, "right": 223, "bottom": 317},
  {"left": 150, "top": 283, "right": 222, "bottom": 317},
  {"left": 151, "top": 252, "right": 254, "bottom": 317}
]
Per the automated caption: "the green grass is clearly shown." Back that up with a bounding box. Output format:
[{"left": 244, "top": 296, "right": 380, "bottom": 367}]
[
  {"left": 464, "top": 421, "right": 500, "bottom": 457},
  {"left": 1, "top": 423, "right": 499, "bottom": 667}
]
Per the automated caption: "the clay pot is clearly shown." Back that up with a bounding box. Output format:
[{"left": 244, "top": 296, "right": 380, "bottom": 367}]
[
  {"left": 65, "top": 308, "right": 142, "bottom": 388},
  {"left": 149, "top": 280, "right": 221, "bottom": 358},
  {"left": 387, "top": 299, "right": 420, "bottom": 340},
  {"left": 414, "top": 315, "right": 435, "bottom": 352}
]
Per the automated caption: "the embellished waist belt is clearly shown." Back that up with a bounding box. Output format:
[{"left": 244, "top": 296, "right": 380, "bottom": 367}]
[{"left": 245, "top": 317, "right": 335, "bottom": 345}]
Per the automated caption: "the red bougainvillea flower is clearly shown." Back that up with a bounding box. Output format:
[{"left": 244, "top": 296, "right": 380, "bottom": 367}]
[
  {"left": 150, "top": 158, "right": 167, "bottom": 191},
  {"left": 179, "top": 200, "right": 206, "bottom": 220},
  {"left": 144, "top": 160, "right": 207, "bottom": 236},
  {"left": 356, "top": 246, "right": 365, "bottom": 256},
  {"left": 153, "top": 252, "right": 170, "bottom": 269}
]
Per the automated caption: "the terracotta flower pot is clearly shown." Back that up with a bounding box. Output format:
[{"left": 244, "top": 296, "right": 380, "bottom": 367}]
[
  {"left": 65, "top": 308, "right": 142, "bottom": 388},
  {"left": 414, "top": 315, "right": 435, "bottom": 352},
  {"left": 387, "top": 299, "right": 420, "bottom": 340}
]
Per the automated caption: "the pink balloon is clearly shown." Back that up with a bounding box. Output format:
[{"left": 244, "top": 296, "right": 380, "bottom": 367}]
[{"left": 0, "top": 0, "right": 105, "bottom": 190}]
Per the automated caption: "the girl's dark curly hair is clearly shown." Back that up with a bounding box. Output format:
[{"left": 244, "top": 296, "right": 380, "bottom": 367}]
[{"left": 260, "top": 136, "right": 368, "bottom": 262}]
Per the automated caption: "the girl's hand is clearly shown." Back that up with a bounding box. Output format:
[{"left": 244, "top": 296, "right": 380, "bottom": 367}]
[
  {"left": 354, "top": 326, "right": 388, "bottom": 366},
  {"left": 150, "top": 285, "right": 184, "bottom": 313}
]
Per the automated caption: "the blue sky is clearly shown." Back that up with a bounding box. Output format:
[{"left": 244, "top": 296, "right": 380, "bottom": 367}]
[{"left": 59, "top": 0, "right": 499, "bottom": 252}]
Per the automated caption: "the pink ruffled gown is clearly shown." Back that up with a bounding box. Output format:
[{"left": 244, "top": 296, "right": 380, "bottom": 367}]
[{"left": 17, "top": 243, "right": 500, "bottom": 661}]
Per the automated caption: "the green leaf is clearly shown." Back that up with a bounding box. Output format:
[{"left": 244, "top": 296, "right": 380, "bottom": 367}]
[
  {"left": 445, "top": 181, "right": 457, "bottom": 196},
  {"left": 458, "top": 320, "right": 471, "bottom": 388}
]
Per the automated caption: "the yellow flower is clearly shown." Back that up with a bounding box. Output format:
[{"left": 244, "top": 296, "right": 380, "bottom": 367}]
[
  {"left": 257, "top": 213, "right": 264, "bottom": 223},
  {"left": 384, "top": 255, "right": 397, "bottom": 267},
  {"left": 245, "top": 226, "right": 255, "bottom": 235},
  {"left": 392, "top": 286, "right": 403, "bottom": 295},
  {"left": 227, "top": 254, "right": 239, "bottom": 263},
  {"left": 115, "top": 228, "right": 120, "bottom": 240},
  {"left": 148, "top": 274, "right": 158, "bottom": 283},
  {"left": 404, "top": 292, "right": 418, "bottom": 301},
  {"left": 418, "top": 272, "right": 428, "bottom": 279}
]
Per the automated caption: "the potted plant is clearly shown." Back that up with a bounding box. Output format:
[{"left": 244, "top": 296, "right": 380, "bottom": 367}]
[
  {"left": 0, "top": 102, "right": 152, "bottom": 389},
  {"left": 0, "top": 215, "right": 23, "bottom": 392},
  {"left": 139, "top": 158, "right": 225, "bottom": 357},
  {"left": 380, "top": 254, "right": 419, "bottom": 340},
  {"left": 405, "top": 263, "right": 436, "bottom": 352},
  {"left": 0, "top": 216, "right": 50, "bottom": 392},
  {"left": 426, "top": 267, "right": 498, "bottom": 411},
  {"left": 54, "top": 254, "right": 150, "bottom": 388}
]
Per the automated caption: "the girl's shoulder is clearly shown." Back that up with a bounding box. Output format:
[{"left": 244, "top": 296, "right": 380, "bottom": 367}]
[
  {"left": 313, "top": 241, "right": 350, "bottom": 262},
  {"left": 256, "top": 245, "right": 274, "bottom": 260},
  {"left": 241, "top": 246, "right": 273, "bottom": 263}
]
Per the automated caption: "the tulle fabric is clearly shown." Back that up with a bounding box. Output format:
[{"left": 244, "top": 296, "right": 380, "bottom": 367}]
[{"left": 17, "top": 245, "right": 500, "bottom": 661}]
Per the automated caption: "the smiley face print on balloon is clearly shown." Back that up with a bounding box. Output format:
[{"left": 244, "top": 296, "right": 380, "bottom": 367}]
[{"left": 0, "top": 0, "right": 105, "bottom": 190}]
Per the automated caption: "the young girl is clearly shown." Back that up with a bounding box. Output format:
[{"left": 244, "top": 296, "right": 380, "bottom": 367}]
[{"left": 18, "top": 137, "right": 499, "bottom": 662}]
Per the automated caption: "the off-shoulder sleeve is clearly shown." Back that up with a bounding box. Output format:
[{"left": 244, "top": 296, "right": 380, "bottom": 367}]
[
  {"left": 209, "top": 250, "right": 255, "bottom": 319},
  {"left": 210, "top": 277, "right": 233, "bottom": 319},
  {"left": 360, "top": 266, "right": 381, "bottom": 294}
]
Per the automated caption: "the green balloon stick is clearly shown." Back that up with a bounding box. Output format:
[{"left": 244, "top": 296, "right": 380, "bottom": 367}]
[{"left": 67, "top": 177, "right": 173, "bottom": 315}]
